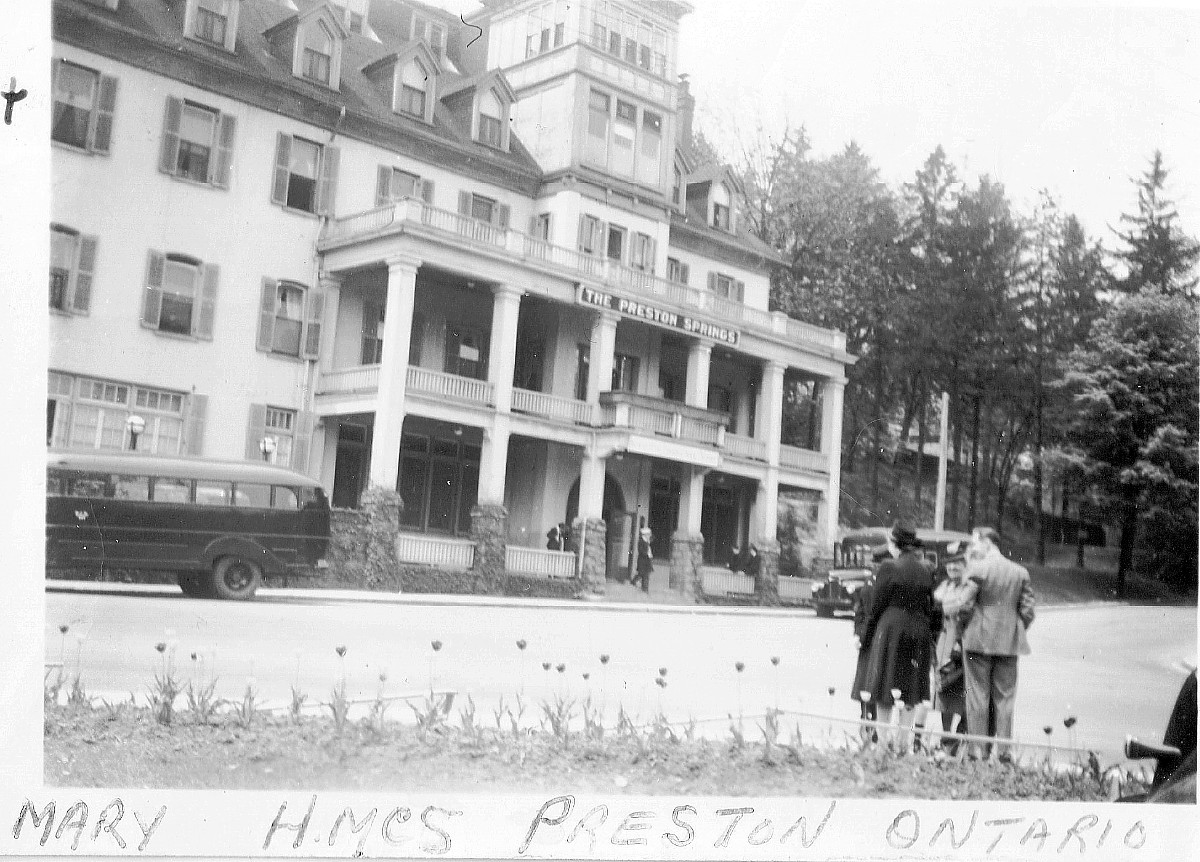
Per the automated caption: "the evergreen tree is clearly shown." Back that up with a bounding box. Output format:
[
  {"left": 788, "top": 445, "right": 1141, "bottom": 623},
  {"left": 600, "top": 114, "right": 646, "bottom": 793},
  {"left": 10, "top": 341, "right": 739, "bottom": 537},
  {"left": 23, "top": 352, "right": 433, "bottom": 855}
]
[{"left": 1112, "top": 150, "right": 1199, "bottom": 298}]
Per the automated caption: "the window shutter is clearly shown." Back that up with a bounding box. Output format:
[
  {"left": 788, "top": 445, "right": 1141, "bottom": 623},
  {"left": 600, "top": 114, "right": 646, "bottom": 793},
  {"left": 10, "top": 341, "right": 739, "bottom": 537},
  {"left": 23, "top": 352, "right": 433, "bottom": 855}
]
[
  {"left": 257, "top": 278, "right": 277, "bottom": 352},
  {"left": 195, "top": 263, "right": 219, "bottom": 339},
  {"left": 244, "top": 403, "right": 268, "bottom": 461},
  {"left": 734, "top": 279, "right": 745, "bottom": 303},
  {"left": 184, "top": 393, "right": 208, "bottom": 456},
  {"left": 680, "top": 262, "right": 690, "bottom": 285},
  {"left": 577, "top": 215, "right": 587, "bottom": 252},
  {"left": 291, "top": 411, "right": 316, "bottom": 474},
  {"left": 271, "top": 133, "right": 291, "bottom": 205},
  {"left": 375, "top": 165, "right": 393, "bottom": 206},
  {"left": 142, "top": 250, "right": 165, "bottom": 327},
  {"left": 496, "top": 204, "right": 510, "bottom": 230},
  {"left": 420, "top": 179, "right": 435, "bottom": 204},
  {"left": 647, "top": 237, "right": 657, "bottom": 274},
  {"left": 457, "top": 191, "right": 472, "bottom": 216},
  {"left": 302, "top": 289, "right": 325, "bottom": 359},
  {"left": 316, "top": 145, "right": 340, "bottom": 216},
  {"left": 91, "top": 74, "right": 118, "bottom": 154},
  {"left": 213, "top": 112, "right": 237, "bottom": 188},
  {"left": 159, "top": 96, "right": 183, "bottom": 175},
  {"left": 707, "top": 272, "right": 717, "bottom": 294},
  {"left": 72, "top": 234, "right": 98, "bottom": 314}
]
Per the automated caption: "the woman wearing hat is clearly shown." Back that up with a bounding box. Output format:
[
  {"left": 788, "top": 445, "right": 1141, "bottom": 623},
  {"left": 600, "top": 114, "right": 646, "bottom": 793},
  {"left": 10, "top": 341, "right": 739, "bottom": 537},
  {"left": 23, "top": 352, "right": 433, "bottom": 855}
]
[
  {"left": 933, "top": 541, "right": 973, "bottom": 753},
  {"left": 860, "top": 522, "right": 936, "bottom": 732},
  {"left": 632, "top": 527, "right": 654, "bottom": 593}
]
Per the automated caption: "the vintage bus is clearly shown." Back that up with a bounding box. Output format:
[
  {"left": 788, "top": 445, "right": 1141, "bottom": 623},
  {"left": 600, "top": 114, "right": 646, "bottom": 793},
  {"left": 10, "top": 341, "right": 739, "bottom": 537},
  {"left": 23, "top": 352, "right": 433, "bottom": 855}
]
[{"left": 46, "top": 450, "right": 330, "bottom": 600}]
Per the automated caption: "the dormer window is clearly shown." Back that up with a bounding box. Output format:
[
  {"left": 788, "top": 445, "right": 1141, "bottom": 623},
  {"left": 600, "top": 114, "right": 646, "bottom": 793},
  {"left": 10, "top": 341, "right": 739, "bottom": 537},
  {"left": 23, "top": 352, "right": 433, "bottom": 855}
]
[
  {"left": 302, "top": 21, "right": 334, "bottom": 84},
  {"left": 411, "top": 16, "right": 446, "bottom": 63},
  {"left": 399, "top": 58, "right": 429, "bottom": 119},
  {"left": 186, "top": 0, "right": 240, "bottom": 52},
  {"left": 478, "top": 89, "right": 503, "bottom": 148},
  {"left": 711, "top": 181, "right": 733, "bottom": 231},
  {"left": 712, "top": 202, "right": 729, "bottom": 231}
]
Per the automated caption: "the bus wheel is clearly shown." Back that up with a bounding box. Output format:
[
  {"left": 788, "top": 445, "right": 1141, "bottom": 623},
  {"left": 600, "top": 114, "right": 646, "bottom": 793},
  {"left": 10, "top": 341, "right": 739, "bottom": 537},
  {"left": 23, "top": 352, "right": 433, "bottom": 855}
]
[
  {"left": 210, "top": 556, "right": 262, "bottom": 601},
  {"left": 178, "top": 573, "right": 210, "bottom": 598}
]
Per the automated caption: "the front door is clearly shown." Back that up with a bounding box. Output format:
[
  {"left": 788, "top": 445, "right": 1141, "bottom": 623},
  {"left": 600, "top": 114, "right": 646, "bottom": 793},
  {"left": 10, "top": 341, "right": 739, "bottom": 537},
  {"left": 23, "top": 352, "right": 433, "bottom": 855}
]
[
  {"left": 332, "top": 424, "right": 367, "bottom": 508},
  {"left": 648, "top": 474, "right": 679, "bottom": 560}
]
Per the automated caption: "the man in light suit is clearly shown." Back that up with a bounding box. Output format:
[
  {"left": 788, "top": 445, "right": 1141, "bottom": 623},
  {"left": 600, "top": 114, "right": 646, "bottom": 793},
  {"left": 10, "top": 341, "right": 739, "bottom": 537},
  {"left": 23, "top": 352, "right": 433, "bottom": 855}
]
[{"left": 960, "top": 527, "right": 1036, "bottom": 761}]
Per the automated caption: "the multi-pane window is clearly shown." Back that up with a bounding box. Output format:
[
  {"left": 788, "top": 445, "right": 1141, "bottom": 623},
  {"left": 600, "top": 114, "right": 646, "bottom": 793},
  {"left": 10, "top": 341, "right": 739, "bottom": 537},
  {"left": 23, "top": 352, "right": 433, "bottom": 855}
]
[
  {"left": 193, "top": 0, "right": 229, "bottom": 45},
  {"left": 612, "top": 353, "right": 640, "bottom": 392},
  {"left": 532, "top": 213, "right": 552, "bottom": 240},
  {"left": 302, "top": 22, "right": 334, "bottom": 84},
  {"left": 525, "top": 1, "right": 566, "bottom": 58},
  {"left": 160, "top": 96, "right": 236, "bottom": 187},
  {"left": 52, "top": 61, "right": 116, "bottom": 154},
  {"left": 605, "top": 224, "right": 625, "bottom": 263},
  {"left": 160, "top": 257, "right": 199, "bottom": 335},
  {"left": 52, "top": 374, "right": 187, "bottom": 454},
  {"left": 478, "top": 90, "right": 503, "bottom": 148},
  {"left": 272, "top": 134, "right": 338, "bottom": 215},
  {"left": 398, "top": 433, "right": 479, "bottom": 536},
  {"left": 709, "top": 272, "right": 746, "bottom": 302},
  {"left": 612, "top": 100, "right": 636, "bottom": 176},
  {"left": 586, "top": 90, "right": 609, "bottom": 165},
  {"left": 470, "top": 194, "right": 495, "bottom": 223},
  {"left": 589, "top": 2, "right": 668, "bottom": 78},
  {"left": 361, "top": 301, "right": 384, "bottom": 365},
  {"left": 667, "top": 257, "right": 689, "bottom": 285},
  {"left": 177, "top": 103, "right": 216, "bottom": 182},
  {"left": 712, "top": 202, "right": 730, "bottom": 231},
  {"left": 399, "top": 60, "right": 429, "bottom": 118},
  {"left": 376, "top": 166, "right": 432, "bottom": 206},
  {"left": 142, "top": 251, "right": 218, "bottom": 339},
  {"left": 411, "top": 16, "right": 446, "bottom": 62},
  {"left": 257, "top": 278, "right": 323, "bottom": 359},
  {"left": 50, "top": 227, "right": 94, "bottom": 313},
  {"left": 263, "top": 407, "right": 295, "bottom": 468},
  {"left": 578, "top": 214, "right": 603, "bottom": 255},
  {"left": 637, "top": 111, "right": 661, "bottom": 185},
  {"left": 630, "top": 232, "right": 655, "bottom": 273},
  {"left": 584, "top": 87, "right": 662, "bottom": 187}
]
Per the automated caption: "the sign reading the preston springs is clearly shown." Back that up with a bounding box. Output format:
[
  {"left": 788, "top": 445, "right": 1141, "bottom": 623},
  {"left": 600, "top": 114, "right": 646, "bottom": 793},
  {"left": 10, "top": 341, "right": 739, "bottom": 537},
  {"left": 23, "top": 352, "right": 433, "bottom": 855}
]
[{"left": 577, "top": 286, "right": 741, "bottom": 346}]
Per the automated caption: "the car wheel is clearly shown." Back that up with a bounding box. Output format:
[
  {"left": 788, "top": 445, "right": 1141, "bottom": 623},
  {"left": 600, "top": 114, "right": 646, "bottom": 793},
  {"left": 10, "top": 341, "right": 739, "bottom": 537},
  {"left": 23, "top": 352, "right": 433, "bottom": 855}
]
[
  {"left": 177, "top": 573, "right": 211, "bottom": 598},
  {"left": 815, "top": 603, "right": 833, "bottom": 618},
  {"left": 209, "top": 556, "right": 262, "bottom": 601}
]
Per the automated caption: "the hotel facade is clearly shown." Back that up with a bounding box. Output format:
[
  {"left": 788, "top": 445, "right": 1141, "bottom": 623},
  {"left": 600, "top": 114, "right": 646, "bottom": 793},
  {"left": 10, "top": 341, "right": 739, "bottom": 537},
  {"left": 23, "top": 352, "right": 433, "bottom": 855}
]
[{"left": 50, "top": 0, "right": 853, "bottom": 594}]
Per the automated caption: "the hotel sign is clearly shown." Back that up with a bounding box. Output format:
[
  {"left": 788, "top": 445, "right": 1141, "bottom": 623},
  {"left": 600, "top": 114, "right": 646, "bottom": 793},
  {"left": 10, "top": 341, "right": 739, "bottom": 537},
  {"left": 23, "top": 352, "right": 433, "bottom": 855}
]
[{"left": 576, "top": 286, "right": 740, "bottom": 346}]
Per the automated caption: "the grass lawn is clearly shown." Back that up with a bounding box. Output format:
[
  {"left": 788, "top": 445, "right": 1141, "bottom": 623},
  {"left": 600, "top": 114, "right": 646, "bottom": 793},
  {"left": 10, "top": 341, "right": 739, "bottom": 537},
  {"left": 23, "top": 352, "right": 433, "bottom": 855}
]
[{"left": 45, "top": 702, "right": 1117, "bottom": 801}]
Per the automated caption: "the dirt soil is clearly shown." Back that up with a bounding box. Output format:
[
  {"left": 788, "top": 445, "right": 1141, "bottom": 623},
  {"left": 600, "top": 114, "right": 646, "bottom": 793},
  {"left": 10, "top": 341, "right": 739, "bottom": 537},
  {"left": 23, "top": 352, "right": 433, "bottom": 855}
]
[{"left": 46, "top": 705, "right": 1109, "bottom": 801}]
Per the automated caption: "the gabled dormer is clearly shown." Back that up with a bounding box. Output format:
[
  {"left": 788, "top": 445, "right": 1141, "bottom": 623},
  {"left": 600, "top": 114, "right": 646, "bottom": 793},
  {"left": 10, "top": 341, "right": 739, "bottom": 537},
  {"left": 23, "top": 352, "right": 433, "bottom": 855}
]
[
  {"left": 684, "top": 164, "right": 742, "bottom": 234},
  {"left": 409, "top": 10, "right": 448, "bottom": 66},
  {"left": 362, "top": 41, "right": 440, "bottom": 125},
  {"left": 184, "top": 0, "right": 242, "bottom": 53},
  {"left": 441, "top": 70, "right": 516, "bottom": 152},
  {"left": 264, "top": 3, "right": 350, "bottom": 90}
]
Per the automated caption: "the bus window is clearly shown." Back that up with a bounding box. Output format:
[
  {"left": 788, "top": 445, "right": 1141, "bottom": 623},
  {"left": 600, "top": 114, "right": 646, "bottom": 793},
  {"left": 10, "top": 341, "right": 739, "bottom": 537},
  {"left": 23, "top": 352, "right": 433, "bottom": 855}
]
[
  {"left": 273, "top": 486, "right": 299, "bottom": 510},
  {"left": 234, "top": 483, "right": 272, "bottom": 508},
  {"left": 196, "top": 480, "right": 232, "bottom": 506},
  {"left": 300, "top": 486, "right": 326, "bottom": 510},
  {"left": 70, "top": 473, "right": 111, "bottom": 497},
  {"left": 114, "top": 475, "right": 150, "bottom": 501},
  {"left": 153, "top": 477, "right": 191, "bottom": 503}
]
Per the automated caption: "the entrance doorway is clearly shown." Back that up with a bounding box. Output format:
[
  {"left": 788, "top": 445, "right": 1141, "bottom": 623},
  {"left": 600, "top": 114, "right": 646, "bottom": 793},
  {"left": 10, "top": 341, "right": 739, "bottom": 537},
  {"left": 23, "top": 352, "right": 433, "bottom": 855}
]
[
  {"left": 565, "top": 471, "right": 627, "bottom": 579},
  {"left": 331, "top": 423, "right": 367, "bottom": 508},
  {"left": 648, "top": 473, "right": 680, "bottom": 559}
]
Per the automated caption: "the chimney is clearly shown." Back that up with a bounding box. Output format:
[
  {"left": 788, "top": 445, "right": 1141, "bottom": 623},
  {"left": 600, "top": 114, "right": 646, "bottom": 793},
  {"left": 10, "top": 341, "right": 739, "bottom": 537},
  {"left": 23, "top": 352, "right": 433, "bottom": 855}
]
[{"left": 677, "top": 73, "right": 695, "bottom": 158}]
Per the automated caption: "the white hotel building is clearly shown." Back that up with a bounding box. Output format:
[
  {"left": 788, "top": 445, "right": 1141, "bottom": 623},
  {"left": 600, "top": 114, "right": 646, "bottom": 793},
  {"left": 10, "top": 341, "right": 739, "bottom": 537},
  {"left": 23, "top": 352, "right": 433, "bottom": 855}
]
[{"left": 50, "top": 0, "right": 853, "bottom": 594}]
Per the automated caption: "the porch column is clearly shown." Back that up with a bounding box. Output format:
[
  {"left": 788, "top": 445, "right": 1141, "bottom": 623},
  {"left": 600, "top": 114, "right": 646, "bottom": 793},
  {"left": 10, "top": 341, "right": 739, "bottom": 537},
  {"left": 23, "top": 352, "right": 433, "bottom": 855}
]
[
  {"left": 318, "top": 274, "right": 342, "bottom": 371},
  {"left": 684, "top": 340, "right": 712, "bottom": 409},
  {"left": 758, "top": 360, "right": 786, "bottom": 465},
  {"left": 577, "top": 448, "right": 607, "bottom": 519},
  {"left": 477, "top": 420, "right": 511, "bottom": 507},
  {"left": 576, "top": 448, "right": 608, "bottom": 595},
  {"left": 753, "top": 468, "right": 780, "bottom": 544},
  {"left": 671, "top": 466, "right": 707, "bottom": 601},
  {"left": 488, "top": 284, "right": 522, "bottom": 414},
  {"left": 368, "top": 256, "right": 420, "bottom": 490},
  {"left": 819, "top": 376, "right": 847, "bottom": 554},
  {"left": 586, "top": 311, "right": 619, "bottom": 402}
]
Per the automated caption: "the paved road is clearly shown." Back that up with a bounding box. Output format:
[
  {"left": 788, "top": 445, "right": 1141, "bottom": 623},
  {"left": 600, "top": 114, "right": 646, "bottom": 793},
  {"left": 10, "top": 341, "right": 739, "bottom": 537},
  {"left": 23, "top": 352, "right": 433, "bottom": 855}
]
[{"left": 44, "top": 590, "right": 1194, "bottom": 766}]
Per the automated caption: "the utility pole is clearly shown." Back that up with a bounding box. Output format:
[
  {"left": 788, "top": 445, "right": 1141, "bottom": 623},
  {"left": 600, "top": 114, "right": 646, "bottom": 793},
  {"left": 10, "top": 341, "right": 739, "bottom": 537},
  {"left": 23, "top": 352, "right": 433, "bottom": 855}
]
[{"left": 934, "top": 391, "right": 950, "bottom": 531}]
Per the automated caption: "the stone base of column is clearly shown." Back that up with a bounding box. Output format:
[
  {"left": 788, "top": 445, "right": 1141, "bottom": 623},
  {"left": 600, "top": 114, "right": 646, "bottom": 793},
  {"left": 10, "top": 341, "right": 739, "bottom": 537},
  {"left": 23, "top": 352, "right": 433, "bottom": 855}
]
[
  {"left": 670, "top": 532, "right": 704, "bottom": 604},
  {"left": 754, "top": 539, "right": 781, "bottom": 607},
  {"left": 470, "top": 503, "right": 507, "bottom": 595},
  {"left": 575, "top": 517, "right": 607, "bottom": 596}
]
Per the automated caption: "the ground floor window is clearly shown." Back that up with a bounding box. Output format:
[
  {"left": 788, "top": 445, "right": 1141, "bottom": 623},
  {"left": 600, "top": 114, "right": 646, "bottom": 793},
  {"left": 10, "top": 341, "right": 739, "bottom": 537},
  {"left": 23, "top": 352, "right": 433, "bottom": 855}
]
[
  {"left": 48, "top": 371, "right": 186, "bottom": 454},
  {"left": 701, "top": 483, "right": 749, "bottom": 565},
  {"left": 397, "top": 433, "right": 479, "bottom": 536}
]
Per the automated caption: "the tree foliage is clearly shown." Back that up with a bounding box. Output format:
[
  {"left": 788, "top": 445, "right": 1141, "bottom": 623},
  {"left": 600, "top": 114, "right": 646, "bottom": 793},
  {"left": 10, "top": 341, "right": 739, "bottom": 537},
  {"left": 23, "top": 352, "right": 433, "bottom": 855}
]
[{"left": 1112, "top": 150, "right": 1200, "bottom": 298}]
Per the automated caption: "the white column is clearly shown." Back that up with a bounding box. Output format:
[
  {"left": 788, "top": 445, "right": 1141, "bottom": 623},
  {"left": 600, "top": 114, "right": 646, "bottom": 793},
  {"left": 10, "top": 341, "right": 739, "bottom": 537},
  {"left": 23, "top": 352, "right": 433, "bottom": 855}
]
[
  {"left": 578, "top": 449, "right": 607, "bottom": 520},
  {"left": 758, "top": 360, "right": 785, "bottom": 465},
  {"left": 488, "top": 284, "right": 522, "bottom": 413},
  {"left": 753, "top": 468, "right": 780, "bottom": 544},
  {"left": 477, "top": 419, "right": 511, "bottom": 506},
  {"left": 586, "top": 311, "right": 619, "bottom": 402},
  {"left": 676, "top": 466, "right": 707, "bottom": 535},
  {"left": 685, "top": 340, "right": 712, "bottom": 409},
  {"left": 820, "top": 377, "right": 846, "bottom": 553},
  {"left": 318, "top": 274, "right": 342, "bottom": 371},
  {"left": 368, "top": 256, "right": 420, "bottom": 490}
]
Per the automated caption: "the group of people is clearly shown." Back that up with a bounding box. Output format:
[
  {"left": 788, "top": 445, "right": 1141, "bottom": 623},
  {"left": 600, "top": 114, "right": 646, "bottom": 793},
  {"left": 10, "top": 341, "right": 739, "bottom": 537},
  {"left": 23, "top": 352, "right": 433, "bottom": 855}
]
[
  {"left": 851, "top": 522, "right": 1036, "bottom": 760},
  {"left": 545, "top": 522, "right": 573, "bottom": 552},
  {"left": 727, "top": 544, "right": 762, "bottom": 578}
]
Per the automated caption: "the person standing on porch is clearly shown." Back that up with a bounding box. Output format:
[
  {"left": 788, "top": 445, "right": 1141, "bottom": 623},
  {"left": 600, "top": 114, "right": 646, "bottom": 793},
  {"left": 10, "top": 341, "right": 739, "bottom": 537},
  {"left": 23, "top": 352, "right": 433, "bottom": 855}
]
[{"left": 632, "top": 527, "right": 654, "bottom": 593}]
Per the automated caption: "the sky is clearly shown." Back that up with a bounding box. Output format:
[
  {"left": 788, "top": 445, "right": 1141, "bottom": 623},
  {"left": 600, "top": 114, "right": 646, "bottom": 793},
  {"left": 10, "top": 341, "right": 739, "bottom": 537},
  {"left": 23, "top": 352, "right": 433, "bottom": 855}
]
[{"left": 438, "top": 0, "right": 1200, "bottom": 252}]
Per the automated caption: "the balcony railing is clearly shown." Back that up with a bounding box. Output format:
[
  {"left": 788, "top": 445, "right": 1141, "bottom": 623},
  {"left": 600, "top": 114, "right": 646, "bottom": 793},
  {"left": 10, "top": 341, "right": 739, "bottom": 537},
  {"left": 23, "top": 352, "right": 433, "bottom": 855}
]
[
  {"left": 407, "top": 366, "right": 494, "bottom": 405},
  {"left": 701, "top": 567, "right": 755, "bottom": 597},
  {"left": 320, "top": 200, "right": 847, "bottom": 352},
  {"left": 778, "top": 575, "right": 815, "bottom": 604},
  {"left": 317, "top": 364, "right": 380, "bottom": 395},
  {"left": 779, "top": 444, "right": 828, "bottom": 474},
  {"left": 724, "top": 432, "right": 768, "bottom": 462},
  {"left": 395, "top": 533, "right": 475, "bottom": 569},
  {"left": 599, "top": 391, "right": 728, "bottom": 448},
  {"left": 506, "top": 546, "right": 576, "bottom": 580},
  {"left": 512, "top": 388, "right": 593, "bottom": 424}
]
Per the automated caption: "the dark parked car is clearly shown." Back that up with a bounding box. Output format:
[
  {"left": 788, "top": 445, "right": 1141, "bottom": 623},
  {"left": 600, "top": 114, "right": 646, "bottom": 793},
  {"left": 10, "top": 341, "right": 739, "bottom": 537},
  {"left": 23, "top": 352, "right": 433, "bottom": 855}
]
[
  {"left": 811, "top": 567, "right": 872, "bottom": 617},
  {"left": 1121, "top": 669, "right": 1196, "bottom": 803}
]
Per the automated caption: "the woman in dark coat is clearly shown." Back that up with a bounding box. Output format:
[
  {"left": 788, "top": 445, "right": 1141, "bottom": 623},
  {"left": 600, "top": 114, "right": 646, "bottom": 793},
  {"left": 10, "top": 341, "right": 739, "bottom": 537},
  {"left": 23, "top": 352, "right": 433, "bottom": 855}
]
[
  {"left": 861, "top": 523, "right": 936, "bottom": 727},
  {"left": 851, "top": 546, "right": 889, "bottom": 723},
  {"left": 633, "top": 527, "right": 654, "bottom": 593}
]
